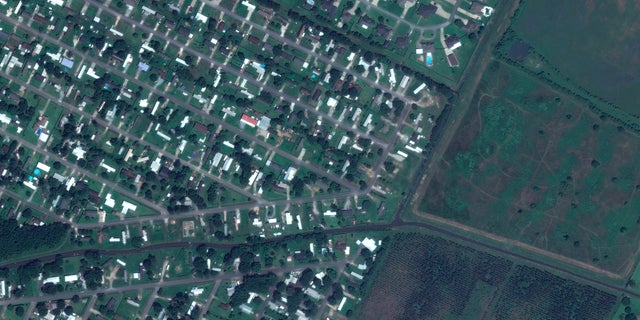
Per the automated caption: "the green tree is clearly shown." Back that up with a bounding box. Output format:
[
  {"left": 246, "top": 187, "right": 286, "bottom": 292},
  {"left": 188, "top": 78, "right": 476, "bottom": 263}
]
[
  {"left": 83, "top": 267, "right": 104, "bottom": 290},
  {"left": 14, "top": 306, "right": 24, "bottom": 317}
]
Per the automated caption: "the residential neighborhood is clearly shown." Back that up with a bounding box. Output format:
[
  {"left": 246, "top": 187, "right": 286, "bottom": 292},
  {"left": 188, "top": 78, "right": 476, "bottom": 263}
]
[{"left": 0, "top": 0, "right": 499, "bottom": 319}]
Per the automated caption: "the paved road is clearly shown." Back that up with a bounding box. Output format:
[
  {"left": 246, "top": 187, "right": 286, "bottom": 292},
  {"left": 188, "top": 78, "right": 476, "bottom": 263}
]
[
  {"left": 1, "top": 0, "right": 635, "bottom": 312},
  {"left": 81, "top": 295, "right": 98, "bottom": 319},
  {"left": 359, "top": 0, "right": 462, "bottom": 31},
  {"left": 87, "top": 0, "right": 388, "bottom": 148},
  {"left": 197, "top": 279, "right": 222, "bottom": 318},
  {"left": 0, "top": 67, "right": 262, "bottom": 206},
  {"left": 0, "top": 260, "right": 345, "bottom": 306},
  {"left": 0, "top": 12, "right": 360, "bottom": 195},
  {"left": 1, "top": 130, "right": 169, "bottom": 218},
  {"left": 0, "top": 173, "right": 356, "bottom": 231},
  {"left": 200, "top": 1, "right": 446, "bottom": 195},
  {"left": 1, "top": 216, "right": 638, "bottom": 301},
  {"left": 23, "top": 301, "right": 37, "bottom": 320},
  {"left": 204, "top": 1, "right": 416, "bottom": 105},
  {"left": 65, "top": 190, "right": 351, "bottom": 228},
  {"left": 0, "top": 188, "right": 73, "bottom": 226},
  {"left": 364, "top": 83, "right": 415, "bottom": 191}
]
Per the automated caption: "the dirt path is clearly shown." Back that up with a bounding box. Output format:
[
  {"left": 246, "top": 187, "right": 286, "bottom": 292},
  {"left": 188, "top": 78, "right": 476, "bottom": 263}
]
[
  {"left": 415, "top": 0, "right": 523, "bottom": 202},
  {"left": 411, "top": 210, "right": 624, "bottom": 280},
  {"left": 409, "top": 0, "right": 629, "bottom": 282}
]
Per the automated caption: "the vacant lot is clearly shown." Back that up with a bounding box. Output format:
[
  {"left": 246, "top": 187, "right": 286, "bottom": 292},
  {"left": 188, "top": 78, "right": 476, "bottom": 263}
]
[
  {"left": 490, "top": 265, "right": 616, "bottom": 319},
  {"left": 418, "top": 60, "right": 640, "bottom": 273},
  {"left": 360, "top": 233, "right": 513, "bottom": 320},
  {"left": 359, "top": 232, "right": 617, "bottom": 319},
  {"left": 510, "top": 0, "right": 640, "bottom": 116}
]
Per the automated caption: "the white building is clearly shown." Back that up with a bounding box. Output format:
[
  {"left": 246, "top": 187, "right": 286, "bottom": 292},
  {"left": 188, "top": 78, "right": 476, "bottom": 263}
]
[{"left": 283, "top": 167, "right": 297, "bottom": 182}]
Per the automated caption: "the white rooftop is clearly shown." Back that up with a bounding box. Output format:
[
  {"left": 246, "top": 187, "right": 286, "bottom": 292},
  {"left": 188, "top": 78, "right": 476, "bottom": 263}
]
[
  {"left": 105, "top": 193, "right": 115, "bottom": 208},
  {"left": 121, "top": 201, "right": 137, "bottom": 214},
  {"left": 360, "top": 237, "right": 378, "bottom": 252}
]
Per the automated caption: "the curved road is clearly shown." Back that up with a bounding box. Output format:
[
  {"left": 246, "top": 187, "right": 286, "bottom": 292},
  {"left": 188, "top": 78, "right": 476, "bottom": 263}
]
[
  {"left": 0, "top": 0, "right": 634, "bottom": 312},
  {"left": 359, "top": 0, "right": 463, "bottom": 32}
]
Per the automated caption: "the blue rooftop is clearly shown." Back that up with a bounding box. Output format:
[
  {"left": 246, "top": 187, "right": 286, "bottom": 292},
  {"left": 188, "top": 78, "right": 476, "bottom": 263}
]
[
  {"left": 60, "top": 57, "right": 74, "bottom": 69},
  {"left": 138, "top": 62, "right": 150, "bottom": 72}
]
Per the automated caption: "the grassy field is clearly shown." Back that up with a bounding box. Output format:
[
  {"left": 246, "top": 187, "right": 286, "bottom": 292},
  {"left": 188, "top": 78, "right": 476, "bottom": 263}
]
[
  {"left": 507, "top": 0, "right": 640, "bottom": 117},
  {"left": 489, "top": 265, "right": 616, "bottom": 319},
  {"left": 359, "top": 232, "right": 617, "bottom": 319},
  {"left": 417, "top": 60, "right": 640, "bottom": 273}
]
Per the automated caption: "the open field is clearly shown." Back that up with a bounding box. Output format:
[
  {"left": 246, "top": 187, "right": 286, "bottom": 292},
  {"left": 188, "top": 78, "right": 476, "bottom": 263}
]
[
  {"left": 505, "top": 0, "right": 640, "bottom": 118},
  {"left": 359, "top": 232, "right": 617, "bottom": 320},
  {"left": 417, "top": 60, "right": 640, "bottom": 274},
  {"left": 360, "top": 233, "right": 513, "bottom": 319},
  {"left": 490, "top": 265, "right": 616, "bottom": 319}
]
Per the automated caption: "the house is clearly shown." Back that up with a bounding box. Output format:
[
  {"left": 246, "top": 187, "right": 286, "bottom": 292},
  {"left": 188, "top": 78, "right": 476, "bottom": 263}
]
[
  {"left": 422, "top": 42, "right": 435, "bottom": 53},
  {"left": 247, "top": 35, "right": 261, "bottom": 45},
  {"left": 193, "top": 122, "right": 209, "bottom": 134},
  {"left": 217, "top": 21, "right": 226, "bottom": 31},
  {"left": 462, "top": 20, "right": 478, "bottom": 32},
  {"left": 284, "top": 167, "right": 297, "bottom": 182},
  {"left": 5, "top": 35, "right": 20, "bottom": 51},
  {"left": 0, "top": 31, "right": 8, "bottom": 47},
  {"left": 32, "top": 115, "right": 48, "bottom": 132},
  {"left": 257, "top": 116, "right": 271, "bottom": 131},
  {"left": 445, "top": 35, "right": 462, "bottom": 51},
  {"left": 417, "top": 4, "right": 438, "bottom": 18},
  {"left": 262, "top": 42, "right": 273, "bottom": 54},
  {"left": 87, "top": 189, "right": 101, "bottom": 204},
  {"left": 341, "top": 11, "right": 353, "bottom": 23},
  {"left": 297, "top": 25, "right": 307, "bottom": 39},
  {"left": 446, "top": 53, "right": 459, "bottom": 67},
  {"left": 61, "top": 57, "right": 74, "bottom": 69},
  {"left": 122, "top": 201, "right": 137, "bottom": 214},
  {"left": 300, "top": 87, "right": 312, "bottom": 96},
  {"left": 7, "top": 92, "right": 21, "bottom": 104},
  {"left": 278, "top": 51, "right": 293, "bottom": 62},
  {"left": 376, "top": 24, "right": 392, "bottom": 38},
  {"left": 268, "top": 160, "right": 282, "bottom": 171},
  {"left": 340, "top": 209, "right": 354, "bottom": 217},
  {"left": 106, "top": 298, "right": 117, "bottom": 312},
  {"left": 240, "top": 114, "right": 258, "bottom": 127},
  {"left": 358, "top": 15, "right": 375, "bottom": 29},
  {"left": 33, "top": 14, "right": 49, "bottom": 25},
  {"left": 292, "top": 56, "right": 306, "bottom": 68},
  {"left": 208, "top": 219, "right": 216, "bottom": 235},
  {"left": 218, "top": 46, "right": 231, "bottom": 56},
  {"left": 320, "top": 0, "right": 338, "bottom": 16},
  {"left": 158, "top": 166, "right": 171, "bottom": 180},
  {"left": 395, "top": 35, "right": 410, "bottom": 48},
  {"left": 470, "top": 1, "right": 485, "bottom": 14},
  {"left": 257, "top": 7, "right": 274, "bottom": 19},
  {"left": 311, "top": 89, "right": 322, "bottom": 101},
  {"left": 85, "top": 209, "right": 99, "bottom": 217},
  {"left": 137, "top": 62, "right": 150, "bottom": 72},
  {"left": 120, "top": 168, "right": 137, "bottom": 179}
]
